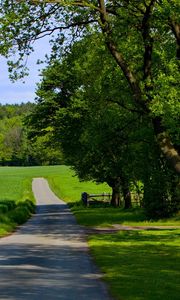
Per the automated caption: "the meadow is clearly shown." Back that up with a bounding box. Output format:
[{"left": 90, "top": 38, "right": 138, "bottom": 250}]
[
  {"left": 0, "top": 165, "right": 110, "bottom": 236},
  {"left": 0, "top": 165, "right": 179, "bottom": 300}
]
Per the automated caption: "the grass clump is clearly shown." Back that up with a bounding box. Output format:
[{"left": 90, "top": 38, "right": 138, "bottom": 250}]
[
  {"left": 7, "top": 200, "right": 35, "bottom": 224},
  {"left": 0, "top": 199, "right": 36, "bottom": 237},
  {"left": 0, "top": 168, "right": 36, "bottom": 237}
]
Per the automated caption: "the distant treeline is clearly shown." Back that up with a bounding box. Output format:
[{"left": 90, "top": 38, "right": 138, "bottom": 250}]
[{"left": 0, "top": 102, "right": 63, "bottom": 166}]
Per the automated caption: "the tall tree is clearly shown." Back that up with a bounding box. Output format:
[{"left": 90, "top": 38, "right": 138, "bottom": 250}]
[
  {"left": 27, "top": 36, "right": 140, "bottom": 207},
  {"left": 0, "top": 0, "right": 179, "bottom": 175},
  {"left": 27, "top": 31, "right": 179, "bottom": 215}
]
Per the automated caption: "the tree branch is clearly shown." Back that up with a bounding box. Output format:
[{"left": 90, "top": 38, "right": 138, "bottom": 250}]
[
  {"left": 107, "top": 99, "right": 143, "bottom": 114},
  {"left": 169, "top": 19, "right": 180, "bottom": 60},
  {"left": 31, "top": 18, "right": 97, "bottom": 40},
  {"left": 142, "top": 0, "right": 156, "bottom": 81},
  {"left": 29, "top": 0, "right": 101, "bottom": 12},
  {"left": 97, "top": 0, "right": 148, "bottom": 112}
]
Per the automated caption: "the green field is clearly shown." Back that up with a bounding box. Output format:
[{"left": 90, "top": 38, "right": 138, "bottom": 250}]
[
  {"left": 0, "top": 165, "right": 179, "bottom": 300},
  {"left": 0, "top": 165, "right": 110, "bottom": 236}
]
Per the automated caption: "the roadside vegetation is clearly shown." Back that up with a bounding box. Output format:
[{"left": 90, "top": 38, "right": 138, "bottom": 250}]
[
  {"left": 48, "top": 172, "right": 180, "bottom": 300},
  {"left": 0, "top": 169, "right": 35, "bottom": 236},
  {"left": 0, "top": 165, "right": 109, "bottom": 237},
  {"left": 0, "top": 1, "right": 179, "bottom": 299},
  {"left": 1, "top": 1, "right": 180, "bottom": 220},
  {"left": 0, "top": 165, "right": 179, "bottom": 299},
  {"left": 1, "top": 165, "right": 179, "bottom": 238}
]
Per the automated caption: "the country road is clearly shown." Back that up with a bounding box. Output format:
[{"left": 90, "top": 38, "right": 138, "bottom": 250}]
[{"left": 0, "top": 178, "right": 112, "bottom": 300}]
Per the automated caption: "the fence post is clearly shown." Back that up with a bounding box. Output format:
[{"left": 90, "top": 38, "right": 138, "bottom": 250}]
[{"left": 81, "top": 192, "right": 88, "bottom": 206}]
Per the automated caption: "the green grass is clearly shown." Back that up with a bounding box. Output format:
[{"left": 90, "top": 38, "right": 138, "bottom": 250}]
[
  {"left": 44, "top": 168, "right": 180, "bottom": 300},
  {"left": 47, "top": 169, "right": 110, "bottom": 203},
  {"left": 0, "top": 165, "right": 110, "bottom": 202},
  {"left": 0, "top": 165, "right": 179, "bottom": 299},
  {"left": 0, "top": 169, "right": 36, "bottom": 237},
  {"left": 69, "top": 206, "right": 180, "bottom": 227},
  {"left": 89, "top": 230, "right": 180, "bottom": 300},
  {"left": 43, "top": 168, "right": 180, "bottom": 228},
  {"left": 1, "top": 165, "right": 179, "bottom": 229},
  {"left": 0, "top": 165, "right": 110, "bottom": 236}
]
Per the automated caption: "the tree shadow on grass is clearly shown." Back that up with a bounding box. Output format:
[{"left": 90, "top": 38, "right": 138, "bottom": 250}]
[
  {"left": 68, "top": 201, "right": 146, "bottom": 226},
  {"left": 90, "top": 230, "right": 180, "bottom": 300}
]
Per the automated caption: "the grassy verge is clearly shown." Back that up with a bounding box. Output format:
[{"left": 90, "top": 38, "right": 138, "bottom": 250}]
[
  {"left": 69, "top": 206, "right": 180, "bottom": 227},
  {"left": 0, "top": 173, "right": 35, "bottom": 237},
  {"left": 0, "top": 165, "right": 179, "bottom": 300},
  {"left": 45, "top": 170, "right": 180, "bottom": 300},
  {"left": 46, "top": 169, "right": 180, "bottom": 227},
  {"left": 0, "top": 165, "right": 110, "bottom": 236},
  {"left": 46, "top": 169, "right": 110, "bottom": 203},
  {"left": 89, "top": 229, "right": 180, "bottom": 300}
]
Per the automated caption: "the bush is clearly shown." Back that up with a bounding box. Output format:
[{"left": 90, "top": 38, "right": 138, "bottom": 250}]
[
  {"left": 0, "top": 200, "right": 16, "bottom": 212},
  {"left": 8, "top": 199, "right": 35, "bottom": 225},
  {"left": 0, "top": 204, "right": 9, "bottom": 213}
]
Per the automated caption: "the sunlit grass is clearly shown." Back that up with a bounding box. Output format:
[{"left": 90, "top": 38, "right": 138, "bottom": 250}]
[
  {"left": 0, "top": 165, "right": 110, "bottom": 236},
  {"left": 0, "top": 166, "right": 179, "bottom": 237},
  {"left": 47, "top": 172, "right": 110, "bottom": 203},
  {"left": 89, "top": 229, "right": 180, "bottom": 300},
  {"left": 0, "top": 165, "right": 179, "bottom": 300}
]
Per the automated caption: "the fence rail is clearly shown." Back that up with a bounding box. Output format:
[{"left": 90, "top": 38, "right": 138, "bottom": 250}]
[
  {"left": 81, "top": 192, "right": 111, "bottom": 206},
  {"left": 81, "top": 192, "right": 143, "bottom": 207}
]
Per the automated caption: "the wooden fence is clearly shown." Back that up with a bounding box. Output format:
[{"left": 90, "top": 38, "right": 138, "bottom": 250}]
[
  {"left": 81, "top": 192, "right": 143, "bottom": 207},
  {"left": 81, "top": 192, "right": 111, "bottom": 206}
]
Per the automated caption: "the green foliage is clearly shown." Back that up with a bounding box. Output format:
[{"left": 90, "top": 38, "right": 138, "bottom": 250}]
[
  {"left": 0, "top": 103, "right": 33, "bottom": 165},
  {"left": 0, "top": 0, "right": 179, "bottom": 217},
  {"left": 0, "top": 200, "right": 16, "bottom": 213},
  {"left": 7, "top": 200, "right": 35, "bottom": 224},
  {"left": 28, "top": 33, "right": 179, "bottom": 215},
  {"left": 27, "top": 36, "right": 149, "bottom": 208},
  {"left": 0, "top": 103, "right": 63, "bottom": 166},
  {"left": 140, "top": 145, "right": 180, "bottom": 219}
]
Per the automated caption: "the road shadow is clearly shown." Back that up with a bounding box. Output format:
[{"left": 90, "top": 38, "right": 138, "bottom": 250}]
[
  {"left": 0, "top": 203, "right": 112, "bottom": 300},
  {"left": 18, "top": 204, "right": 86, "bottom": 240}
]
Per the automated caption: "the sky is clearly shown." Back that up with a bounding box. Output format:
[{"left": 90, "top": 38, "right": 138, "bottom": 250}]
[{"left": 0, "top": 37, "right": 51, "bottom": 105}]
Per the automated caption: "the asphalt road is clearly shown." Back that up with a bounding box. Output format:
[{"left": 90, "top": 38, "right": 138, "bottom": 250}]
[{"left": 0, "top": 178, "right": 112, "bottom": 300}]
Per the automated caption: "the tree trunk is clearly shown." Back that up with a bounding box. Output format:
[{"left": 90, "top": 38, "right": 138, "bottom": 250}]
[
  {"left": 98, "top": 0, "right": 180, "bottom": 176},
  {"left": 153, "top": 117, "right": 180, "bottom": 175},
  {"left": 111, "top": 186, "right": 121, "bottom": 207},
  {"left": 169, "top": 20, "right": 180, "bottom": 61},
  {"left": 107, "top": 177, "right": 121, "bottom": 207},
  {"left": 120, "top": 175, "right": 132, "bottom": 209},
  {"left": 122, "top": 188, "right": 132, "bottom": 209}
]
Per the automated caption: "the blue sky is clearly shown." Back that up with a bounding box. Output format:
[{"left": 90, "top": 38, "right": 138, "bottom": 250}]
[{"left": 0, "top": 37, "right": 51, "bottom": 105}]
